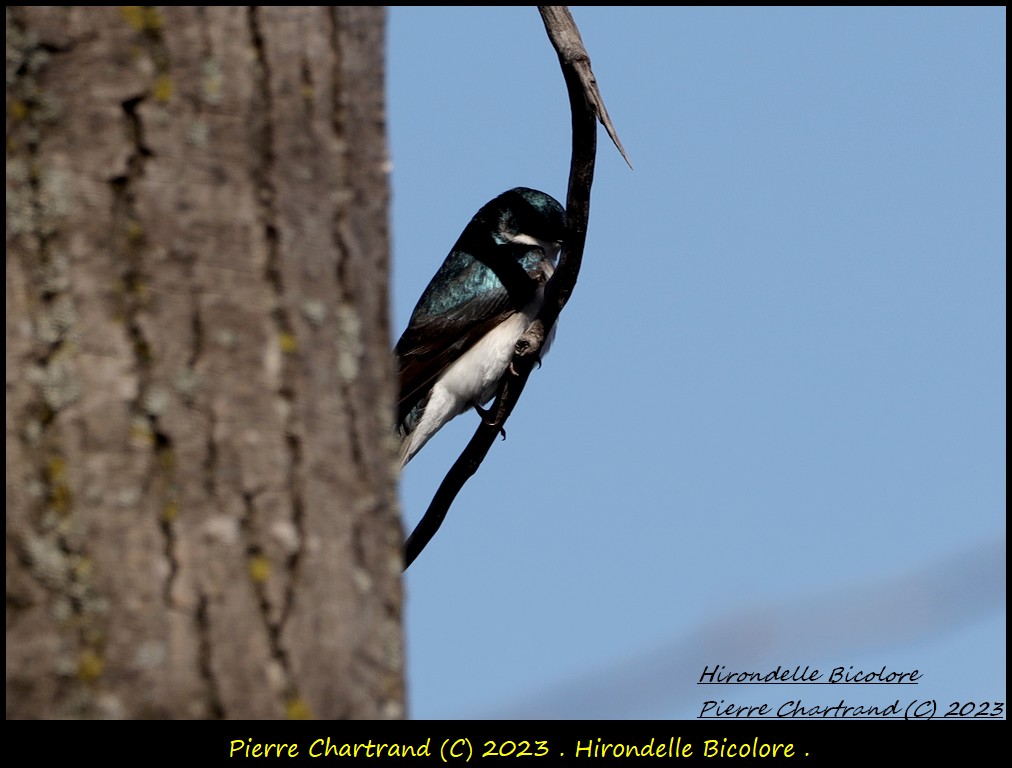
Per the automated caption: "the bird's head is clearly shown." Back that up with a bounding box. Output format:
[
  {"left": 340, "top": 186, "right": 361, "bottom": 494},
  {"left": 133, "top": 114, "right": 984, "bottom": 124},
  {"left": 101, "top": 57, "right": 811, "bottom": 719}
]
[{"left": 467, "top": 187, "right": 566, "bottom": 265}]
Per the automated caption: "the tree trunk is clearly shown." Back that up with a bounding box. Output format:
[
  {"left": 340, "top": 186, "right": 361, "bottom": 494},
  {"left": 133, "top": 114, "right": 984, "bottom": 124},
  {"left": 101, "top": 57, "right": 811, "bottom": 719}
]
[{"left": 6, "top": 6, "right": 403, "bottom": 719}]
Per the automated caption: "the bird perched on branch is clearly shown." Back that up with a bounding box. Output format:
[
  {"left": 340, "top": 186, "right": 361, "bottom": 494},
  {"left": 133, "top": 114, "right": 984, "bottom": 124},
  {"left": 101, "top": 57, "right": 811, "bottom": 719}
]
[{"left": 395, "top": 187, "right": 566, "bottom": 467}]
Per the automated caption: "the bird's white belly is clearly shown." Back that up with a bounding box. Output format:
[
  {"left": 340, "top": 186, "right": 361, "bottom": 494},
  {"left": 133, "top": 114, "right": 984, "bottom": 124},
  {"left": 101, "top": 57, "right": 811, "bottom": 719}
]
[
  {"left": 440, "top": 309, "right": 533, "bottom": 408},
  {"left": 400, "top": 295, "right": 551, "bottom": 467}
]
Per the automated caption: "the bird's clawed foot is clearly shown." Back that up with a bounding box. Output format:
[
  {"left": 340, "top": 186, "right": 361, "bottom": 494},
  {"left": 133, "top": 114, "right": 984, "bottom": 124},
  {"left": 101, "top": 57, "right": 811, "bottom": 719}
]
[{"left": 473, "top": 404, "right": 507, "bottom": 440}]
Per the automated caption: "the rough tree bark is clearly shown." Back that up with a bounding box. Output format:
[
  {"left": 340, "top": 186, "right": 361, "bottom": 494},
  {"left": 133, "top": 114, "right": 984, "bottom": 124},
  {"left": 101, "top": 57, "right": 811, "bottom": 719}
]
[{"left": 6, "top": 7, "right": 403, "bottom": 719}]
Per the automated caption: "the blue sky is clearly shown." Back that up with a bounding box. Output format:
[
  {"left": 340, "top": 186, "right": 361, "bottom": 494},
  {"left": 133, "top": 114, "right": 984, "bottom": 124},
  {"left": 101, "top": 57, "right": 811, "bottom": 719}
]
[{"left": 387, "top": 7, "right": 1005, "bottom": 719}]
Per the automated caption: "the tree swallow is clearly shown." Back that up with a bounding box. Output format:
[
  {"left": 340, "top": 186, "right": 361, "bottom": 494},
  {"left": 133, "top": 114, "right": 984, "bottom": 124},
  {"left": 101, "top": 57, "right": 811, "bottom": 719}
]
[{"left": 395, "top": 187, "right": 566, "bottom": 467}]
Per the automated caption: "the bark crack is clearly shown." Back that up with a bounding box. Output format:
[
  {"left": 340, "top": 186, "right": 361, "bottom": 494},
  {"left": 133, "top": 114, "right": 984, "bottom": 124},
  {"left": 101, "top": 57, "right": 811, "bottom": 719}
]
[
  {"left": 195, "top": 591, "right": 225, "bottom": 718},
  {"left": 240, "top": 491, "right": 294, "bottom": 701},
  {"left": 327, "top": 8, "right": 368, "bottom": 479},
  {"left": 299, "top": 54, "right": 315, "bottom": 121},
  {"left": 246, "top": 6, "right": 304, "bottom": 707},
  {"left": 110, "top": 97, "right": 181, "bottom": 608},
  {"left": 202, "top": 405, "right": 218, "bottom": 499}
]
